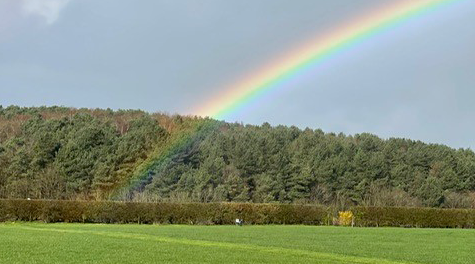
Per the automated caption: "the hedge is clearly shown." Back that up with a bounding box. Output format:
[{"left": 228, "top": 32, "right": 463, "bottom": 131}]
[
  {"left": 352, "top": 206, "right": 475, "bottom": 228},
  {"left": 3, "top": 200, "right": 474, "bottom": 228},
  {"left": 0, "top": 199, "right": 330, "bottom": 225}
]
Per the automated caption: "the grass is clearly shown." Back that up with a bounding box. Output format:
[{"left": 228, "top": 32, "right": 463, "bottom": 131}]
[{"left": 0, "top": 223, "right": 473, "bottom": 264}]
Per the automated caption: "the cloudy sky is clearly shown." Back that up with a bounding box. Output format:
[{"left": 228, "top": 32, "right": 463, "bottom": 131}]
[{"left": 0, "top": 0, "right": 474, "bottom": 148}]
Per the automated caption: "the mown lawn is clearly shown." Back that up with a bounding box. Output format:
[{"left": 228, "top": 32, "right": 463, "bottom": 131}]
[{"left": 0, "top": 223, "right": 473, "bottom": 264}]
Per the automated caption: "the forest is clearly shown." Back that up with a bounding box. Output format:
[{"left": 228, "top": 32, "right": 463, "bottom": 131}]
[{"left": 0, "top": 106, "right": 474, "bottom": 208}]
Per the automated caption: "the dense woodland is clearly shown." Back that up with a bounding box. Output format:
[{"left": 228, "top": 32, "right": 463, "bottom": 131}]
[{"left": 0, "top": 106, "right": 474, "bottom": 208}]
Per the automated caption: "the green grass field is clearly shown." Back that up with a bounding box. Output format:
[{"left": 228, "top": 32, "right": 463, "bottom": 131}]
[{"left": 0, "top": 223, "right": 473, "bottom": 264}]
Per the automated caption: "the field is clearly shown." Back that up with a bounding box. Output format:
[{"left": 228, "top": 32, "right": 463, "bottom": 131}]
[{"left": 0, "top": 224, "right": 473, "bottom": 264}]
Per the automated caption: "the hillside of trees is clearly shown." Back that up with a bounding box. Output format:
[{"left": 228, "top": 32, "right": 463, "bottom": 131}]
[{"left": 0, "top": 106, "right": 474, "bottom": 208}]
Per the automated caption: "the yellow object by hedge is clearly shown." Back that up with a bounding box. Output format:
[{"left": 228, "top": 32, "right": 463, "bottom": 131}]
[{"left": 338, "top": 211, "right": 354, "bottom": 226}]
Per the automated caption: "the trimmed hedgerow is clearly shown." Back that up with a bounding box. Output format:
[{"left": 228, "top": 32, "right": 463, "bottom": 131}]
[
  {"left": 4, "top": 200, "right": 473, "bottom": 227},
  {"left": 352, "top": 206, "right": 475, "bottom": 228},
  {"left": 0, "top": 199, "right": 329, "bottom": 225}
]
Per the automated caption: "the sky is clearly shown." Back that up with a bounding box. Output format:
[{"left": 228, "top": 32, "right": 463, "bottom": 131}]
[{"left": 0, "top": 0, "right": 474, "bottom": 149}]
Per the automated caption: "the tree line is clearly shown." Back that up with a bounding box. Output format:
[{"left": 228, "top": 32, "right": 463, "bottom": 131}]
[{"left": 0, "top": 106, "right": 474, "bottom": 208}]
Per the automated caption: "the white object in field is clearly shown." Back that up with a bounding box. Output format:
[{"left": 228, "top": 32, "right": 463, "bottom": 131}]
[
  {"left": 235, "top": 218, "right": 243, "bottom": 226},
  {"left": 27, "top": 198, "right": 31, "bottom": 200}
]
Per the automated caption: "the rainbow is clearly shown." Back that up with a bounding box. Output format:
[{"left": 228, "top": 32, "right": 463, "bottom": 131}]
[
  {"left": 119, "top": 0, "right": 462, "bottom": 198},
  {"left": 194, "top": 0, "right": 463, "bottom": 120}
]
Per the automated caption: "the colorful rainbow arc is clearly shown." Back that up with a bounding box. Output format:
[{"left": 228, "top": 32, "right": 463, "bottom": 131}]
[
  {"left": 118, "top": 0, "right": 462, "bottom": 197},
  {"left": 194, "top": 0, "right": 463, "bottom": 120}
]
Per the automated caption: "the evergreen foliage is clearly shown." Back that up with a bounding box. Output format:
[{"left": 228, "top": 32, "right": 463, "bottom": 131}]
[{"left": 0, "top": 106, "right": 474, "bottom": 208}]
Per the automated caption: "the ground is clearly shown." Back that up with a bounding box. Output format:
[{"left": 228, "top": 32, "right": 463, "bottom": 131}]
[{"left": 0, "top": 223, "right": 473, "bottom": 264}]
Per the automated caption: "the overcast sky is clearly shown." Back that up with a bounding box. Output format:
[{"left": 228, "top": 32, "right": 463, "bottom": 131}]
[{"left": 0, "top": 0, "right": 474, "bottom": 149}]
